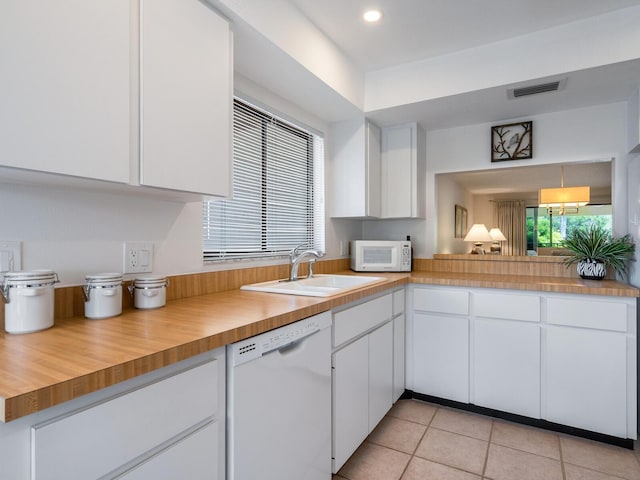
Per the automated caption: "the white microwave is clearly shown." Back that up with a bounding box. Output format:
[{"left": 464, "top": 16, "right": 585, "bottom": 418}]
[{"left": 350, "top": 240, "right": 412, "bottom": 272}]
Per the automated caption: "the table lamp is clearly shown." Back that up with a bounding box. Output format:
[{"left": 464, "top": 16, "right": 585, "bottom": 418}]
[
  {"left": 489, "top": 228, "right": 507, "bottom": 254},
  {"left": 464, "top": 224, "right": 492, "bottom": 254}
]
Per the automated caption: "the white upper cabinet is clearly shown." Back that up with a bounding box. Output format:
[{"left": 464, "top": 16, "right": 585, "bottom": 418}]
[
  {"left": 330, "top": 119, "right": 425, "bottom": 219},
  {"left": 0, "top": 0, "right": 131, "bottom": 183},
  {"left": 381, "top": 123, "right": 425, "bottom": 218},
  {"left": 330, "top": 118, "right": 381, "bottom": 218},
  {"left": 0, "top": 0, "right": 232, "bottom": 198},
  {"left": 140, "top": 0, "right": 232, "bottom": 196}
]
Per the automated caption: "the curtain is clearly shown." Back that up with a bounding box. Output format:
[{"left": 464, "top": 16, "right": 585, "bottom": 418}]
[{"left": 493, "top": 200, "right": 527, "bottom": 256}]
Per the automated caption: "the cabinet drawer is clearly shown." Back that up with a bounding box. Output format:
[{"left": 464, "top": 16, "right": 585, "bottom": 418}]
[
  {"left": 334, "top": 294, "right": 392, "bottom": 347},
  {"left": 413, "top": 287, "right": 469, "bottom": 315},
  {"left": 547, "top": 297, "right": 627, "bottom": 332},
  {"left": 32, "top": 359, "right": 219, "bottom": 480},
  {"left": 392, "top": 289, "right": 404, "bottom": 316},
  {"left": 120, "top": 421, "right": 219, "bottom": 480},
  {"left": 474, "top": 292, "right": 540, "bottom": 323}
]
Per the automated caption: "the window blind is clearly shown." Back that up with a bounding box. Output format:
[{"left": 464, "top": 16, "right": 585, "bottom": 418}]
[{"left": 203, "top": 99, "right": 325, "bottom": 260}]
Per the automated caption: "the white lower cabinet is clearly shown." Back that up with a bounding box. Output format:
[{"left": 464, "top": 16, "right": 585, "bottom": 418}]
[
  {"left": 368, "top": 321, "right": 394, "bottom": 430},
  {"left": 546, "top": 327, "right": 627, "bottom": 437},
  {"left": 332, "top": 293, "right": 395, "bottom": 473},
  {"left": 544, "top": 296, "right": 634, "bottom": 438},
  {"left": 392, "top": 289, "right": 406, "bottom": 401},
  {"left": 472, "top": 291, "right": 541, "bottom": 418},
  {"left": 413, "top": 313, "right": 469, "bottom": 402},
  {"left": 119, "top": 421, "right": 219, "bottom": 480},
  {"left": 26, "top": 349, "right": 225, "bottom": 480},
  {"left": 412, "top": 286, "right": 470, "bottom": 403},
  {"left": 408, "top": 285, "right": 637, "bottom": 440},
  {"left": 473, "top": 318, "right": 540, "bottom": 418},
  {"left": 332, "top": 335, "right": 370, "bottom": 472}
]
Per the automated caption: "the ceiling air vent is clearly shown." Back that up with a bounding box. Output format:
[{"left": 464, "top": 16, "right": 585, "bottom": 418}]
[{"left": 508, "top": 78, "right": 567, "bottom": 99}]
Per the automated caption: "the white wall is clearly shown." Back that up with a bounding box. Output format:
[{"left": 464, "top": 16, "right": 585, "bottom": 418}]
[
  {"left": 365, "top": 6, "right": 640, "bottom": 112},
  {"left": 626, "top": 90, "right": 640, "bottom": 287},
  {"left": 470, "top": 195, "right": 494, "bottom": 237},
  {"left": 0, "top": 183, "right": 193, "bottom": 285},
  {"left": 627, "top": 154, "right": 640, "bottom": 287},
  {"left": 215, "top": 0, "right": 363, "bottom": 110},
  {"left": 430, "top": 102, "right": 630, "bottom": 256},
  {"left": 364, "top": 102, "right": 629, "bottom": 257},
  {"left": 435, "top": 174, "right": 473, "bottom": 254}
]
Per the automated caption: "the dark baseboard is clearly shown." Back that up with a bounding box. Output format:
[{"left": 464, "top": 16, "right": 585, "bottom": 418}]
[{"left": 402, "top": 390, "right": 634, "bottom": 450}]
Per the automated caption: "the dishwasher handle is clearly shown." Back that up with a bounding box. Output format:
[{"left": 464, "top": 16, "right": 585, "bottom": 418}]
[{"left": 263, "top": 327, "right": 321, "bottom": 356}]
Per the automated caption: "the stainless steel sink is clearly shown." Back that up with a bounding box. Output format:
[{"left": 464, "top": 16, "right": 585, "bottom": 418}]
[{"left": 240, "top": 274, "right": 386, "bottom": 297}]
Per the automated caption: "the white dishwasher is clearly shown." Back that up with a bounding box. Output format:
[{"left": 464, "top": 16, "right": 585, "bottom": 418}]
[{"left": 227, "top": 311, "right": 332, "bottom": 480}]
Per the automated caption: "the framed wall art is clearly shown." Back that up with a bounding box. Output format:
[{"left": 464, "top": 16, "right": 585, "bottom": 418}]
[
  {"left": 491, "top": 121, "right": 532, "bottom": 162},
  {"left": 454, "top": 204, "right": 467, "bottom": 238}
]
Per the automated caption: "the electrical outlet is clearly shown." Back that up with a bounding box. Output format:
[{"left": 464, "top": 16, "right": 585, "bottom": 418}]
[
  {"left": 0, "top": 240, "right": 21, "bottom": 272},
  {"left": 123, "top": 242, "right": 153, "bottom": 274}
]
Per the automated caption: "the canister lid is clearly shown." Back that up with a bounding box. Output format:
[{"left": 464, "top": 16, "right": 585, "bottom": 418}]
[
  {"left": 85, "top": 273, "right": 123, "bottom": 285},
  {"left": 4, "top": 270, "right": 57, "bottom": 282},
  {"left": 133, "top": 274, "right": 167, "bottom": 286}
]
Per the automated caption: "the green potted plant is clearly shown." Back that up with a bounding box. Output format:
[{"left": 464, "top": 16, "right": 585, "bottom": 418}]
[{"left": 562, "top": 224, "right": 635, "bottom": 280}]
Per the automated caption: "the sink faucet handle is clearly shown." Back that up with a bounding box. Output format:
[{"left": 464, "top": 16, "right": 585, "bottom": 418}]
[
  {"left": 308, "top": 258, "right": 317, "bottom": 278},
  {"left": 290, "top": 243, "right": 307, "bottom": 258}
]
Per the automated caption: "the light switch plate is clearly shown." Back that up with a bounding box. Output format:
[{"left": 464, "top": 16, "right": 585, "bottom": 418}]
[
  {"left": 0, "top": 240, "right": 21, "bottom": 272},
  {"left": 123, "top": 242, "right": 154, "bottom": 274}
]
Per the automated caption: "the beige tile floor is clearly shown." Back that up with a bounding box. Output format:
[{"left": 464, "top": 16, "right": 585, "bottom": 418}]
[{"left": 334, "top": 399, "right": 640, "bottom": 480}]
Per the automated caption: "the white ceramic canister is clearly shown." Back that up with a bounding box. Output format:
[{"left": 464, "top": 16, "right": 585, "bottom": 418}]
[
  {"left": 1, "top": 270, "right": 59, "bottom": 334},
  {"left": 130, "top": 275, "right": 168, "bottom": 309},
  {"left": 83, "top": 273, "right": 123, "bottom": 319}
]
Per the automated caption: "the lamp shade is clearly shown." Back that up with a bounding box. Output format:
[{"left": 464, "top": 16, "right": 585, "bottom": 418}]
[
  {"left": 464, "top": 224, "right": 492, "bottom": 243},
  {"left": 489, "top": 228, "right": 507, "bottom": 241},
  {"left": 538, "top": 186, "right": 590, "bottom": 208}
]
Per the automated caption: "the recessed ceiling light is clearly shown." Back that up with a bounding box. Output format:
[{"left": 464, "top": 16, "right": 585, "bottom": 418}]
[{"left": 363, "top": 9, "right": 382, "bottom": 23}]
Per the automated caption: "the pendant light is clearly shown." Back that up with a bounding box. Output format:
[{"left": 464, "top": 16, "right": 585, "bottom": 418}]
[{"left": 538, "top": 166, "right": 590, "bottom": 215}]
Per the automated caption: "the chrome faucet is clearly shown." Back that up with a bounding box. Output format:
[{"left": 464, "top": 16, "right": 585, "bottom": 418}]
[{"left": 289, "top": 245, "right": 324, "bottom": 281}]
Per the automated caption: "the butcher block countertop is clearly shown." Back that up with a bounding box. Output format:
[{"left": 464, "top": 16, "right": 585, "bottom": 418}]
[
  {"left": 410, "top": 271, "right": 640, "bottom": 297},
  {"left": 0, "top": 270, "right": 637, "bottom": 423}
]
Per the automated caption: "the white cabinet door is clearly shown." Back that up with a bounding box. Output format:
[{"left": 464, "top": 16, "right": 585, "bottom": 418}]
[
  {"left": 473, "top": 319, "right": 540, "bottom": 418},
  {"left": 332, "top": 335, "right": 369, "bottom": 472},
  {"left": 330, "top": 118, "right": 380, "bottom": 218},
  {"left": 32, "top": 359, "right": 220, "bottom": 480},
  {"left": 380, "top": 123, "right": 424, "bottom": 218},
  {"left": 413, "top": 313, "right": 469, "bottom": 403},
  {"left": 369, "top": 321, "right": 394, "bottom": 431},
  {"left": 545, "top": 326, "right": 628, "bottom": 437},
  {"left": 121, "top": 421, "right": 220, "bottom": 480},
  {"left": 393, "top": 313, "right": 406, "bottom": 401},
  {"left": 0, "top": 0, "right": 130, "bottom": 183},
  {"left": 140, "top": 0, "right": 232, "bottom": 196}
]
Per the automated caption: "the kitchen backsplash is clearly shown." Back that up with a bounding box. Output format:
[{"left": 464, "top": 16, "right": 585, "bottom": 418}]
[
  {"left": 0, "top": 255, "right": 585, "bottom": 332},
  {"left": 0, "top": 258, "right": 351, "bottom": 331}
]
